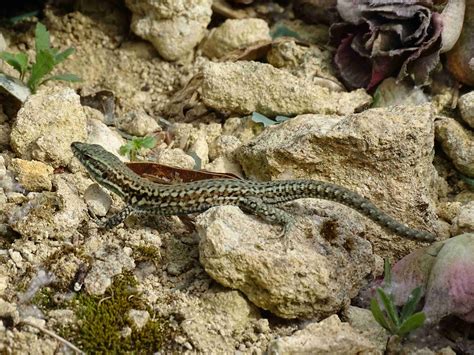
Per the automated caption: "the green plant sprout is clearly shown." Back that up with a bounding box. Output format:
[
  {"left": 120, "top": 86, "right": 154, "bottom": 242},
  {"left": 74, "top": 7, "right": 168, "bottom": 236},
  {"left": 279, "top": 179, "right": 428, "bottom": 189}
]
[
  {"left": 119, "top": 136, "right": 157, "bottom": 161},
  {"left": 370, "top": 259, "right": 426, "bottom": 337},
  {"left": 0, "top": 22, "right": 81, "bottom": 93}
]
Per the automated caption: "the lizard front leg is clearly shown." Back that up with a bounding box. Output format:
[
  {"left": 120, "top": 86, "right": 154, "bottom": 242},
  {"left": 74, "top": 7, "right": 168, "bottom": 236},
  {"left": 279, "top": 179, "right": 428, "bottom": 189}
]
[{"left": 93, "top": 205, "right": 135, "bottom": 229}]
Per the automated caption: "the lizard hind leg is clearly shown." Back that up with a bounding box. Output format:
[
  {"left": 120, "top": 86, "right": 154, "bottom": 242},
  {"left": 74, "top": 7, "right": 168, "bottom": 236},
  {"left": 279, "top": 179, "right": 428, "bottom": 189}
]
[{"left": 238, "top": 196, "right": 296, "bottom": 248}]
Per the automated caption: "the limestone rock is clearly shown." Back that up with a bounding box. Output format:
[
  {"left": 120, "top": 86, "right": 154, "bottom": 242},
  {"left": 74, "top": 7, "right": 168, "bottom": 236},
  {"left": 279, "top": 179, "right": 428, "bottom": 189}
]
[
  {"left": 83, "top": 183, "right": 112, "bottom": 217},
  {"left": 202, "top": 18, "right": 271, "bottom": 59},
  {"left": 344, "top": 306, "right": 389, "bottom": 353},
  {"left": 459, "top": 91, "right": 474, "bottom": 128},
  {"left": 155, "top": 148, "right": 195, "bottom": 169},
  {"left": 435, "top": 117, "right": 474, "bottom": 177},
  {"left": 201, "top": 61, "right": 371, "bottom": 117},
  {"left": 236, "top": 105, "right": 438, "bottom": 256},
  {"left": 10, "top": 159, "right": 54, "bottom": 192},
  {"left": 10, "top": 88, "right": 87, "bottom": 168},
  {"left": 125, "top": 0, "right": 212, "bottom": 61},
  {"left": 197, "top": 204, "right": 374, "bottom": 319},
  {"left": 116, "top": 110, "right": 160, "bottom": 136},
  {"left": 7, "top": 173, "right": 88, "bottom": 240},
  {"left": 180, "top": 289, "right": 260, "bottom": 353},
  {"left": 267, "top": 315, "right": 377, "bottom": 354},
  {"left": 84, "top": 244, "right": 135, "bottom": 295},
  {"left": 84, "top": 118, "right": 126, "bottom": 162},
  {"left": 451, "top": 201, "right": 474, "bottom": 235}
]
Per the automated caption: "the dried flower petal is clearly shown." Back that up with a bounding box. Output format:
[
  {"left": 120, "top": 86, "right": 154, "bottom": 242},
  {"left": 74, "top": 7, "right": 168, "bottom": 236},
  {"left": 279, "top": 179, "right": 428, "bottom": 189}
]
[{"left": 331, "top": 0, "right": 443, "bottom": 89}]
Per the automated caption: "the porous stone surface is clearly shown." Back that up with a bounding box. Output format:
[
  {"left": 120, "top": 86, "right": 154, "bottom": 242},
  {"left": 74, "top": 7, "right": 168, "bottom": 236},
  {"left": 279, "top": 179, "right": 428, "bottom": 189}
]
[
  {"left": 435, "top": 117, "right": 474, "bottom": 177},
  {"left": 116, "top": 110, "right": 160, "bottom": 136},
  {"left": 83, "top": 183, "right": 112, "bottom": 217},
  {"left": 197, "top": 204, "right": 375, "bottom": 319},
  {"left": 344, "top": 306, "right": 389, "bottom": 353},
  {"left": 155, "top": 148, "right": 196, "bottom": 169},
  {"left": 10, "top": 159, "right": 54, "bottom": 192},
  {"left": 201, "top": 61, "right": 371, "bottom": 117},
  {"left": 451, "top": 201, "right": 474, "bottom": 235},
  {"left": 458, "top": 90, "right": 474, "bottom": 128},
  {"left": 201, "top": 18, "right": 271, "bottom": 59},
  {"left": 267, "top": 315, "right": 377, "bottom": 354},
  {"left": 84, "top": 118, "right": 126, "bottom": 162},
  {"left": 236, "top": 105, "right": 438, "bottom": 256},
  {"left": 10, "top": 88, "right": 87, "bottom": 168},
  {"left": 180, "top": 289, "right": 260, "bottom": 353},
  {"left": 125, "top": 0, "right": 212, "bottom": 61},
  {"left": 83, "top": 242, "right": 135, "bottom": 295},
  {"left": 7, "top": 173, "right": 89, "bottom": 240}
]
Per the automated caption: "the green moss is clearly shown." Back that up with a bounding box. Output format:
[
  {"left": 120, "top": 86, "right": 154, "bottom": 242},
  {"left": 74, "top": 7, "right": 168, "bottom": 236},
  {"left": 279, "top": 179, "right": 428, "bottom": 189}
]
[
  {"left": 133, "top": 245, "right": 161, "bottom": 264},
  {"left": 61, "top": 272, "right": 169, "bottom": 353},
  {"left": 31, "top": 287, "right": 56, "bottom": 311}
]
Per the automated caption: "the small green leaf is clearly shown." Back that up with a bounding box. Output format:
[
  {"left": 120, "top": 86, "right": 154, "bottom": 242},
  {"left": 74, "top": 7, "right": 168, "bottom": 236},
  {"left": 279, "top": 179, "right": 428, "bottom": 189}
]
[
  {"left": 377, "top": 288, "right": 400, "bottom": 328},
  {"left": 35, "top": 22, "right": 50, "bottom": 53},
  {"left": 119, "top": 143, "right": 132, "bottom": 157},
  {"left": 42, "top": 73, "right": 82, "bottom": 85},
  {"left": 140, "top": 136, "right": 157, "bottom": 149},
  {"left": 251, "top": 112, "right": 277, "bottom": 127},
  {"left": 400, "top": 286, "right": 423, "bottom": 322},
  {"left": 54, "top": 47, "right": 75, "bottom": 64},
  {"left": 0, "top": 52, "right": 28, "bottom": 77},
  {"left": 397, "top": 312, "right": 426, "bottom": 336},
  {"left": 370, "top": 298, "right": 390, "bottom": 330},
  {"left": 275, "top": 115, "right": 291, "bottom": 122},
  {"left": 27, "top": 50, "right": 55, "bottom": 92}
]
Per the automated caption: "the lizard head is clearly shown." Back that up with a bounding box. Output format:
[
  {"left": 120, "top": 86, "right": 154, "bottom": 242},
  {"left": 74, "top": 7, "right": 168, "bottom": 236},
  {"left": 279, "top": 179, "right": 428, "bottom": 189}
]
[{"left": 71, "top": 142, "right": 128, "bottom": 198}]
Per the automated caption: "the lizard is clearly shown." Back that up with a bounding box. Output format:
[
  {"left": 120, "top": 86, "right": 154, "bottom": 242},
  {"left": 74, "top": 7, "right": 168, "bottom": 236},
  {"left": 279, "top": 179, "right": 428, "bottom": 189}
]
[{"left": 71, "top": 142, "right": 436, "bottom": 242}]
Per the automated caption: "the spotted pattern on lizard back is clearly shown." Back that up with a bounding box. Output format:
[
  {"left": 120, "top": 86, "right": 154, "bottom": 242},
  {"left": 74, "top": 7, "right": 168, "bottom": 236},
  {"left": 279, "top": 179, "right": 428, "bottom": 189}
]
[{"left": 71, "top": 142, "right": 436, "bottom": 242}]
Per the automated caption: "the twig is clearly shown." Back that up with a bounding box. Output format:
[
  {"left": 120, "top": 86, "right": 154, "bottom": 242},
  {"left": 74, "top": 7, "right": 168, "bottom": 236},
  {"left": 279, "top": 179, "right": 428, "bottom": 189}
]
[{"left": 20, "top": 319, "right": 85, "bottom": 355}]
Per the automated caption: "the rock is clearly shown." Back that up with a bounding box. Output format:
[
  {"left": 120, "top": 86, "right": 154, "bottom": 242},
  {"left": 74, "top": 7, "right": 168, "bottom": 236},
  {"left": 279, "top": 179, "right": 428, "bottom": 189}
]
[
  {"left": 197, "top": 204, "right": 374, "bottom": 319},
  {"left": 236, "top": 105, "right": 438, "bottom": 256},
  {"left": 201, "top": 18, "right": 271, "bottom": 59},
  {"left": 10, "top": 88, "right": 87, "bottom": 168},
  {"left": 267, "top": 315, "right": 377, "bottom": 354},
  {"left": 84, "top": 244, "right": 135, "bottom": 295},
  {"left": 84, "top": 118, "right": 126, "bottom": 161},
  {"left": 458, "top": 91, "right": 474, "bottom": 128},
  {"left": 451, "top": 201, "right": 474, "bottom": 235},
  {"left": 0, "top": 273, "right": 8, "bottom": 296},
  {"left": 7, "top": 174, "right": 88, "bottom": 240},
  {"left": 128, "top": 309, "right": 150, "bottom": 329},
  {"left": 223, "top": 117, "right": 261, "bottom": 145},
  {"left": 344, "top": 306, "right": 388, "bottom": 353},
  {"left": 208, "top": 135, "right": 241, "bottom": 161},
  {"left": 204, "top": 156, "right": 243, "bottom": 177},
  {"left": 267, "top": 39, "right": 342, "bottom": 91},
  {"left": 155, "top": 148, "right": 195, "bottom": 170},
  {"left": 0, "top": 32, "right": 6, "bottom": 52},
  {"left": 0, "top": 299, "right": 20, "bottom": 326},
  {"left": 188, "top": 132, "right": 209, "bottom": 166},
  {"left": 435, "top": 117, "right": 474, "bottom": 177},
  {"left": 125, "top": 0, "right": 212, "bottom": 61},
  {"left": 83, "top": 183, "right": 112, "bottom": 217},
  {"left": 180, "top": 289, "right": 260, "bottom": 353},
  {"left": 9, "top": 159, "right": 54, "bottom": 192},
  {"left": 0, "top": 155, "right": 19, "bottom": 194},
  {"left": 0, "top": 123, "right": 10, "bottom": 147},
  {"left": 116, "top": 110, "right": 160, "bottom": 136},
  {"left": 201, "top": 61, "right": 371, "bottom": 117}
]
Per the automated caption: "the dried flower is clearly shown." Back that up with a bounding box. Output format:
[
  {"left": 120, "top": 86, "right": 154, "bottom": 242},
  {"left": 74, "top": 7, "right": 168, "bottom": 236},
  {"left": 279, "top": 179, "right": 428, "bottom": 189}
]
[
  {"left": 330, "top": 0, "right": 444, "bottom": 90},
  {"left": 389, "top": 233, "right": 474, "bottom": 324}
]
